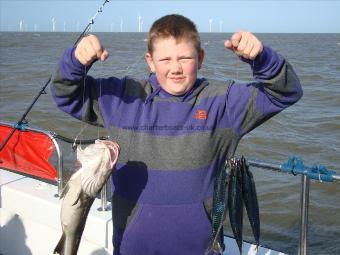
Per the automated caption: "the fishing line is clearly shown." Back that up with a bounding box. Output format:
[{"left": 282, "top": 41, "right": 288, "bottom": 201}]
[
  {"left": 76, "top": 49, "right": 146, "bottom": 145},
  {"left": 124, "top": 53, "right": 146, "bottom": 76},
  {"left": 73, "top": 65, "right": 90, "bottom": 149},
  {"left": 62, "top": 0, "right": 111, "bottom": 147},
  {"left": 95, "top": 60, "right": 111, "bottom": 141},
  {"left": 97, "top": 62, "right": 103, "bottom": 140},
  {"left": 100, "top": 50, "right": 147, "bottom": 163},
  {"left": 104, "top": 51, "right": 146, "bottom": 130}
]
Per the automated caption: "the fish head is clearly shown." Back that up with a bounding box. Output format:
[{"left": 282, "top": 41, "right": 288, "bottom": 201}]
[{"left": 76, "top": 139, "right": 120, "bottom": 197}]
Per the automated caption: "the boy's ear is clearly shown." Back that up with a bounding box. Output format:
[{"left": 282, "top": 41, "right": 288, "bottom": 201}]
[
  {"left": 145, "top": 52, "right": 156, "bottom": 73},
  {"left": 198, "top": 49, "right": 205, "bottom": 70}
]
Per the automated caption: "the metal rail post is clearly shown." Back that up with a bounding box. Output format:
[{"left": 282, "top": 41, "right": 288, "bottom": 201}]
[
  {"left": 100, "top": 183, "right": 108, "bottom": 211},
  {"left": 50, "top": 135, "right": 63, "bottom": 197},
  {"left": 298, "top": 175, "right": 310, "bottom": 255}
]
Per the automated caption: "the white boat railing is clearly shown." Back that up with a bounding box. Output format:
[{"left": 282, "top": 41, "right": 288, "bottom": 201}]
[
  {"left": 1, "top": 121, "right": 339, "bottom": 254},
  {"left": 247, "top": 157, "right": 340, "bottom": 255}
]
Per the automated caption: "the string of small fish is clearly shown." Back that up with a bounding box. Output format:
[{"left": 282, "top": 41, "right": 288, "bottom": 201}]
[{"left": 206, "top": 156, "right": 260, "bottom": 255}]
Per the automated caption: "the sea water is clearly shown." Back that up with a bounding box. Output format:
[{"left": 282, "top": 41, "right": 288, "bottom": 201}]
[{"left": 0, "top": 32, "right": 339, "bottom": 254}]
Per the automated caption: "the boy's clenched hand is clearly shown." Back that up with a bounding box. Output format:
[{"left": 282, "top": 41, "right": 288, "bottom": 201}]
[
  {"left": 75, "top": 34, "right": 109, "bottom": 65},
  {"left": 224, "top": 31, "right": 263, "bottom": 60}
]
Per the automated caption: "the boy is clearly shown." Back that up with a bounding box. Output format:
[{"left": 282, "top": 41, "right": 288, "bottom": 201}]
[{"left": 52, "top": 14, "right": 302, "bottom": 255}]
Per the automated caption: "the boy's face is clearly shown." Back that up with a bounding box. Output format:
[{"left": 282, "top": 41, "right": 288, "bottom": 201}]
[{"left": 145, "top": 36, "right": 204, "bottom": 96}]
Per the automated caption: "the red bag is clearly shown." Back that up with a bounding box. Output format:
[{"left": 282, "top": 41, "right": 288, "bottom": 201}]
[{"left": 0, "top": 124, "right": 57, "bottom": 181}]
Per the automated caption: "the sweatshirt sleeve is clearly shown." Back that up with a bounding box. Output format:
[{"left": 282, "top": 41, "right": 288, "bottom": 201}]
[
  {"left": 226, "top": 46, "right": 303, "bottom": 137},
  {"left": 51, "top": 46, "right": 124, "bottom": 127}
]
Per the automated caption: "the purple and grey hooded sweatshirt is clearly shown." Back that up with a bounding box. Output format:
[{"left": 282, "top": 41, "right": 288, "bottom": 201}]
[{"left": 51, "top": 45, "right": 302, "bottom": 255}]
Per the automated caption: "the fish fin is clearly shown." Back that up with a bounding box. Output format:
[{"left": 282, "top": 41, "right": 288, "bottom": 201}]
[
  {"left": 60, "top": 181, "right": 82, "bottom": 206},
  {"left": 71, "top": 192, "right": 82, "bottom": 206},
  {"left": 53, "top": 233, "right": 66, "bottom": 254}
]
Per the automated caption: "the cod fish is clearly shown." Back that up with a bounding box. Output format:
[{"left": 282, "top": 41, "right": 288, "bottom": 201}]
[{"left": 54, "top": 139, "right": 120, "bottom": 255}]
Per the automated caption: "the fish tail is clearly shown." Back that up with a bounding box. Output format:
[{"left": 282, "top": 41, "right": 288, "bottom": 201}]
[
  {"left": 205, "top": 235, "right": 224, "bottom": 255},
  {"left": 53, "top": 233, "right": 66, "bottom": 254},
  {"left": 205, "top": 244, "right": 223, "bottom": 255},
  {"left": 53, "top": 232, "right": 82, "bottom": 255}
]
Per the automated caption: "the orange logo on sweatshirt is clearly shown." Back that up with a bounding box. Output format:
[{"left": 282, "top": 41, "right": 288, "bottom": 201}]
[{"left": 195, "top": 109, "right": 208, "bottom": 120}]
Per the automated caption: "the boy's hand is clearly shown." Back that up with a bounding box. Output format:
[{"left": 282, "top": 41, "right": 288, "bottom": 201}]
[
  {"left": 224, "top": 31, "right": 263, "bottom": 60},
  {"left": 75, "top": 34, "right": 109, "bottom": 65}
]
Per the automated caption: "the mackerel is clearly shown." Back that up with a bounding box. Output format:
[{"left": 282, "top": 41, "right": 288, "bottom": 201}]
[
  {"left": 227, "top": 160, "right": 243, "bottom": 253},
  {"left": 241, "top": 156, "right": 260, "bottom": 247}
]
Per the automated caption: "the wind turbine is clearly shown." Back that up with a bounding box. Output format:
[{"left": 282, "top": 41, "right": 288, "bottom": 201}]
[
  {"left": 209, "top": 18, "right": 213, "bottom": 33},
  {"left": 19, "top": 20, "right": 23, "bottom": 32},
  {"left": 52, "top": 17, "right": 56, "bottom": 32},
  {"left": 138, "top": 15, "right": 142, "bottom": 32},
  {"left": 120, "top": 17, "right": 123, "bottom": 32}
]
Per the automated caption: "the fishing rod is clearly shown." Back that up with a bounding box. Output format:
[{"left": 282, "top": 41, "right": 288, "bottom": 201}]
[
  {"left": 74, "top": 0, "right": 110, "bottom": 45},
  {"left": 0, "top": 76, "right": 51, "bottom": 152},
  {"left": 0, "top": 0, "right": 110, "bottom": 153}
]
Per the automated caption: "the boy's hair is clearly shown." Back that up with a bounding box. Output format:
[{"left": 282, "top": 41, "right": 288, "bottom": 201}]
[{"left": 147, "top": 14, "right": 201, "bottom": 54}]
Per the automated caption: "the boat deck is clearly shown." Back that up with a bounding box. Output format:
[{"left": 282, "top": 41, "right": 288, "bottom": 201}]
[{"left": 0, "top": 169, "right": 285, "bottom": 255}]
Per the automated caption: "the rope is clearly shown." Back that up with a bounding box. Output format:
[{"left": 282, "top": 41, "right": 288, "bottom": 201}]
[
  {"left": 281, "top": 156, "right": 336, "bottom": 182},
  {"left": 14, "top": 122, "right": 29, "bottom": 131}
]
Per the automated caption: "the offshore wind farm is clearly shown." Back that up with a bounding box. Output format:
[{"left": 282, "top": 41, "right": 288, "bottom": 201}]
[
  {"left": 1, "top": 1, "right": 339, "bottom": 33},
  {"left": 10, "top": 16, "right": 223, "bottom": 33},
  {"left": 12, "top": 15, "right": 144, "bottom": 33}
]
